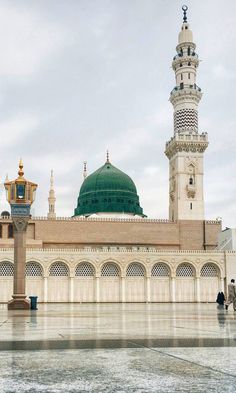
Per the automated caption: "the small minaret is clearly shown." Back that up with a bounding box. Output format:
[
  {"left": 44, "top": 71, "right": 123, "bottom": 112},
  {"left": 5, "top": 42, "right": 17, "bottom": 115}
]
[
  {"left": 106, "top": 150, "right": 110, "bottom": 163},
  {"left": 47, "top": 170, "right": 56, "bottom": 219},
  {"left": 83, "top": 161, "right": 87, "bottom": 179},
  {"left": 165, "top": 6, "right": 208, "bottom": 221}
]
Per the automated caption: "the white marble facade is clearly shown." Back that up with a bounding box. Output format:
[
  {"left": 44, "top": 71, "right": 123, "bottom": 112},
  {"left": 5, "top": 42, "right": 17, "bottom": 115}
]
[{"left": 1, "top": 248, "right": 234, "bottom": 304}]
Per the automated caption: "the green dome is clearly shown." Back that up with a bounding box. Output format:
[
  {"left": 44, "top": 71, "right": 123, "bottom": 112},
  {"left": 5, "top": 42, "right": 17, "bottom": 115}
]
[{"left": 74, "top": 161, "right": 145, "bottom": 217}]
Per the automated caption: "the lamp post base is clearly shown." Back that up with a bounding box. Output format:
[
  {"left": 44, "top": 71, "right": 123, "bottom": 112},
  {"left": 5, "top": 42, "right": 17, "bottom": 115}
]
[{"left": 8, "top": 295, "right": 30, "bottom": 310}]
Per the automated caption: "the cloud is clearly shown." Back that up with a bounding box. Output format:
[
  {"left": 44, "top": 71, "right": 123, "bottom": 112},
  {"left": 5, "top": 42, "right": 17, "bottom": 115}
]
[
  {"left": 212, "top": 64, "right": 236, "bottom": 80},
  {"left": 0, "top": 113, "right": 38, "bottom": 147},
  {"left": 28, "top": 152, "right": 81, "bottom": 175},
  {"left": 0, "top": 0, "right": 236, "bottom": 228},
  {"left": 0, "top": 3, "right": 70, "bottom": 78}
]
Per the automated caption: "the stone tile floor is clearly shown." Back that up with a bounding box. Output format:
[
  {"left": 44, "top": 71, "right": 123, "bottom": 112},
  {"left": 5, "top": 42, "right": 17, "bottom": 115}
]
[{"left": 0, "top": 303, "right": 236, "bottom": 392}]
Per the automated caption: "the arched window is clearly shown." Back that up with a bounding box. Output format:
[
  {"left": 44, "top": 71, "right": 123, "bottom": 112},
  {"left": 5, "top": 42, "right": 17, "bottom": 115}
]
[
  {"left": 126, "top": 263, "right": 145, "bottom": 277},
  {"left": 176, "top": 264, "right": 194, "bottom": 277},
  {"left": 200, "top": 264, "right": 219, "bottom": 277},
  {"left": 0, "top": 224, "right": 2, "bottom": 238},
  {"left": 189, "top": 177, "right": 193, "bottom": 185},
  {"left": 151, "top": 263, "right": 170, "bottom": 277},
  {"left": 0, "top": 262, "right": 14, "bottom": 276},
  {"left": 26, "top": 262, "right": 43, "bottom": 277},
  {"left": 75, "top": 263, "right": 95, "bottom": 277},
  {"left": 8, "top": 224, "right": 14, "bottom": 238},
  {"left": 187, "top": 46, "right": 191, "bottom": 56},
  {"left": 101, "top": 263, "right": 119, "bottom": 277},
  {"left": 49, "top": 262, "right": 69, "bottom": 276}
]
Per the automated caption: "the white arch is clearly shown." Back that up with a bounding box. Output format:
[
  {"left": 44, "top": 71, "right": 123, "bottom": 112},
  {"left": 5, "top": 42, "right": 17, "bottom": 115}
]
[
  {"left": 200, "top": 263, "right": 220, "bottom": 277},
  {"left": 49, "top": 261, "right": 69, "bottom": 276},
  {"left": 0, "top": 261, "right": 14, "bottom": 276},
  {"left": 26, "top": 261, "right": 43, "bottom": 277},
  {"left": 126, "top": 262, "right": 146, "bottom": 277},
  {"left": 151, "top": 262, "right": 170, "bottom": 277},
  {"left": 101, "top": 262, "right": 120, "bottom": 277},
  {"left": 176, "top": 262, "right": 196, "bottom": 277},
  {"left": 75, "top": 262, "right": 95, "bottom": 276}
]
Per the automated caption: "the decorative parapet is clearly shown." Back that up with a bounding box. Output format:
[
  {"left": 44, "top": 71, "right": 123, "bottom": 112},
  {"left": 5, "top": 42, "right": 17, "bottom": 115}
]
[
  {"left": 0, "top": 216, "right": 220, "bottom": 225},
  {"left": 165, "top": 132, "right": 208, "bottom": 159},
  {"left": 205, "top": 220, "right": 222, "bottom": 225},
  {"left": 0, "top": 247, "right": 232, "bottom": 255},
  {"left": 29, "top": 216, "right": 176, "bottom": 224}
]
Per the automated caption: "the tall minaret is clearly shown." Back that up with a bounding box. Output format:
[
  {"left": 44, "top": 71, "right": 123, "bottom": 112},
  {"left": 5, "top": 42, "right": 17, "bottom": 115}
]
[
  {"left": 47, "top": 170, "right": 56, "bottom": 219},
  {"left": 165, "top": 6, "right": 208, "bottom": 221}
]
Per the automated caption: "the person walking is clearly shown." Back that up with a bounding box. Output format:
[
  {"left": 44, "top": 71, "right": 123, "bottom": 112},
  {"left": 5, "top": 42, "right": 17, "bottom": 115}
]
[{"left": 225, "top": 279, "right": 236, "bottom": 311}]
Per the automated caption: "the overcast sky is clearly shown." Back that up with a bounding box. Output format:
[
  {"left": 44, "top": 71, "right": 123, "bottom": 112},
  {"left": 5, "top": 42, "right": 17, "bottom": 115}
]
[{"left": 0, "top": 0, "right": 235, "bottom": 228}]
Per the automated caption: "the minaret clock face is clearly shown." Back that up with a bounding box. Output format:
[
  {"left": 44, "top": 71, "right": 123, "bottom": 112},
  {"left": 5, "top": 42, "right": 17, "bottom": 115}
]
[{"left": 16, "top": 184, "right": 25, "bottom": 200}]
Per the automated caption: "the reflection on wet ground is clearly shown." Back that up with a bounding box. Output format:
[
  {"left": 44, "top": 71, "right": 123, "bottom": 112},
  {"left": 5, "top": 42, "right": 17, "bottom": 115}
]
[
  {"left": 0, "top": 304, "right": 235, "bottom": 392},
  {"left": 0, "top": 303, "right": 235, "bottom": 345}
]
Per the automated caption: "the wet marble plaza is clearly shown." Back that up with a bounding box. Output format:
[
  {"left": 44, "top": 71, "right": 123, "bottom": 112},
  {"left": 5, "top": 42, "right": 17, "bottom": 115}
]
[{"left": 0, "top": 303, "right": 236, "bottom": 392}]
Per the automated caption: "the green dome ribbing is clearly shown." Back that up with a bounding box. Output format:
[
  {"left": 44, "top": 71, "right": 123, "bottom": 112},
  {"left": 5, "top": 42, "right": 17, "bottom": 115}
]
[{"left": 74, "top": 161, "right": 145, "bottom": 217}]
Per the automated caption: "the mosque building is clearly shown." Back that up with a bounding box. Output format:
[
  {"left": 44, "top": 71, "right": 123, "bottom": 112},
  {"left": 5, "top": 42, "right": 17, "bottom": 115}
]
[{"left": 0, "top": 7, "right": 235, "bottom": 304}]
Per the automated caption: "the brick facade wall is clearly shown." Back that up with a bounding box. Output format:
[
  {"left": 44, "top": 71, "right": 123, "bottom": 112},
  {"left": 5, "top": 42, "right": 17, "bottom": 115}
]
[{"left": 0, "top": 217, "right": 221, "bottom": 250}]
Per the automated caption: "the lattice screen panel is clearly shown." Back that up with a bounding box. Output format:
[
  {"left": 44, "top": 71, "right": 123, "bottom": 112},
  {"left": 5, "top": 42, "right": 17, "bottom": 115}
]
[
  {"left": 26, "top": 262, "right": 43, "bottom": 277},
  {"left": 151, "top": 263, "right": 170, "bottom": 277},
  {"left": 176, "top": 264, "right": 194, "bottom": 277},
  {"left": 126, "top": 263, "right": 145, "bottom": 277},
  {"left": 49, "top": 263, "right": 69, "bottom": 276},
  {"left": 0, "top": 262, "right": 14, "bottom": 276},
  {"left": 101, "top": 263, "right": 119, "bottom": 277},
  {"left": 75, "top": 263, "right": 95, "bottom": 276},
  {"left": 200, "top": 264, "right": 218, "bottom": 277}
]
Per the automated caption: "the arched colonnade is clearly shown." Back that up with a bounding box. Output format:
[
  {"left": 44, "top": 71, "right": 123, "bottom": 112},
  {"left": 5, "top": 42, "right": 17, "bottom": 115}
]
[{"left": 0, "top": 259, "right": 224, "bottom": 303}]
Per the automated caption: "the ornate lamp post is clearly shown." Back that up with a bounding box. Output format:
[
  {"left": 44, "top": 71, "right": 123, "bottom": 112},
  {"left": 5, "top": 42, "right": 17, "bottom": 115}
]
[{"left": 4, "top": 160, "right": 37, "bottom": 310}]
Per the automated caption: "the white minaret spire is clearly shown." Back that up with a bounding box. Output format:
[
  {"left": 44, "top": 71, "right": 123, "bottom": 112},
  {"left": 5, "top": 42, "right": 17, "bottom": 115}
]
[
  {"left": 165, "top": 6, "right": 208, "bottom": 221},
  {"left": 47, "top": 170, "right": 56, "bottom": 219}
]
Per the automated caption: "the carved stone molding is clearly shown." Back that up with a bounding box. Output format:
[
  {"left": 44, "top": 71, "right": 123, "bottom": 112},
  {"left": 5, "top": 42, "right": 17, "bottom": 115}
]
[
  {"left": 165, "top": 136, "right": 208, "bottom": 159},
  {"left": 186, "top": 185, "right": 196, "bottom": 199},
  {"left": 12, "top": 216, "right": 30, "bottom": 232},
  {"left": 170, "top": 192, "right": 175, "bottom": 201}
]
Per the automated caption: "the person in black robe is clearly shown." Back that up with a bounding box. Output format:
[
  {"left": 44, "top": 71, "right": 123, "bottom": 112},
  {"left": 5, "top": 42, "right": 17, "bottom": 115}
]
[{"left": 216, "top": 291, "right": 225, "bottom": 307}]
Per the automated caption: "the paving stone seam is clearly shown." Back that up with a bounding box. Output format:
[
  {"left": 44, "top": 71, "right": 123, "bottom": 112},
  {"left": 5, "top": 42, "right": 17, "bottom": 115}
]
[{"left": 128, "top": 341, "right": 236, "bottom": 380}]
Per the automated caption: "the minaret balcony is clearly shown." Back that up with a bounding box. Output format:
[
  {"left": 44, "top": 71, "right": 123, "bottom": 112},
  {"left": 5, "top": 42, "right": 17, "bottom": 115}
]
[
  {"left": 170, "top": 84, "right": 202, "bottom": 106},
  {"left": 173, "top": 52, "right": 198, "bottom": 61},
  {"left": 172, "top": 55, "right": 199, "bottom": 69},
  {"left": 171, "top": 83, "right": 201, "bottom": 95},
  {"left": 165, "top": 133, "right": 208, "bottom": 159}
]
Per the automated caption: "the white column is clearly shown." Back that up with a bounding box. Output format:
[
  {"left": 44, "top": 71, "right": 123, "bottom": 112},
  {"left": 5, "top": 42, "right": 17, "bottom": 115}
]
[
  {"left": 220, "top": 278, "right": 224, "bottom": 292},
  {"left": 196, "top": 276, "right": 200, "bottom": 303},
  {"left": 121, "top": 276, "right": 125, "bottom": 303},
  {"left": 171, "top": 275, "right": 176, "bottom": 302},
  {"left": 96, "top": 276, "right": 100, "bottom": 303},
  {"left": 146, "top": 276, "right": 150, "bottom": 303},
  {"left": 43, "top": 276, "right": 48, "bottom": 303},
  {"left": 69, "top": 276, "right": 74, "bottom": 303}
]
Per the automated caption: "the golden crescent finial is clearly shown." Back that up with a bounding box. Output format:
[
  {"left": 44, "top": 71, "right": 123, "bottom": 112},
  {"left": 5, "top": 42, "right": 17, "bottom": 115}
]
[{"left": 18, "top": 158, "right": 24, "bottom": 177}]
